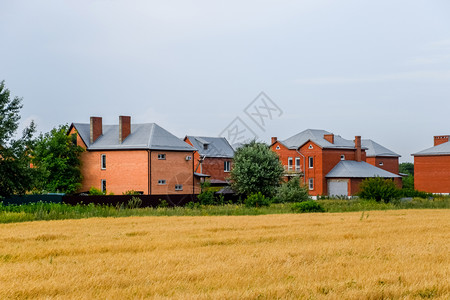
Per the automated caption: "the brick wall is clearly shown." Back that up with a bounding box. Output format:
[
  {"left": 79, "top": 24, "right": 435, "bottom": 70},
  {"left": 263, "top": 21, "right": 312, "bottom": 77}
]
[{"left": 414, "top": 155, "right": 450, "bottom": 193}]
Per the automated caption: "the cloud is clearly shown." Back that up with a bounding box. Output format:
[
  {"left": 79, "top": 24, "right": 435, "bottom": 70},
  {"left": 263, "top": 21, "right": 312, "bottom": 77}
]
[{"left": 294, "top": 70, "right": 450, "bottom": 85}]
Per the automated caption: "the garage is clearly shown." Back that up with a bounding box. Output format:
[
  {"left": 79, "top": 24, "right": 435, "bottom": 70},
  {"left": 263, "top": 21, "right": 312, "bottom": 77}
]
[{"left": 327, "top": 179, "right": 348, "bottom": 197}]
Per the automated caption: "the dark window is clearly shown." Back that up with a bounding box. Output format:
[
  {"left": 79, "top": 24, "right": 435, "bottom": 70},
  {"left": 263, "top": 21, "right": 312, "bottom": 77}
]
[
  {"left": 308, "top": 178, "right": 314, "bottom": 190},
  {"left": 101, "top": 180, "right": 106, "bottom": 193},
  {"left": 224, "top": 161, "right": 231, "bottom": 172},
  {"left": 308, "top": 156, "right": 314, "bottom": 168},
  {"left": 101, "top": 154, "right": 106, "bottom": 169},
  {"left": 175, "top": 184, "right": 183, "bottom": 191},
  {"left": 158, "top": 154, "right": 166, "bottom": 160}
]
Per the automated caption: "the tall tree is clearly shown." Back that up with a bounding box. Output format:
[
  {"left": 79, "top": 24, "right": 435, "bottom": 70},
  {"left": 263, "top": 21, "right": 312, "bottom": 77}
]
[
  {"left": 32, "top": 125, "right": 84, "bottom": 194},
  {"left": 0, "top": 80, "right": 36, "bottom": 197},
  {"left": 230, "top": 141, "right": 284, "bottom": 197}
]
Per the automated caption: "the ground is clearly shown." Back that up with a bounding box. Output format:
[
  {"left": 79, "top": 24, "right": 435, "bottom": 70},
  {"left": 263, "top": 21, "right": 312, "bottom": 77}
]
[{"left": 0, "top": 210, "right": 449, "bottom": 299}]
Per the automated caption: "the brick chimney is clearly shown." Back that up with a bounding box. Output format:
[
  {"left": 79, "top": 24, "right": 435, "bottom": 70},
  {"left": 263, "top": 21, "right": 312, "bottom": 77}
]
[
  {"left": 324, "top": 133, "right": 334, "bottom": 144},
  {"left": 90, "top": 117, "right": 102, "bottom": 144},
  {"left": 271, "top": 137, "right": 277, "bottom": 145},
  {"left": 434, "top": 135, "right": 449, "bottom": 146},
  {"left": 119, "top": 116, "right": 131, "bottom": 143},
  {"left": 355, "top": 136, "right": 362, "bottom": 162}
]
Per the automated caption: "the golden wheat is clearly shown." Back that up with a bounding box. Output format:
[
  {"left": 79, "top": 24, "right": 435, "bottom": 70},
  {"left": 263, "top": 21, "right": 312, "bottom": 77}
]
[{"left": 0, "top": 210, "right": 449, "bottom": 299}]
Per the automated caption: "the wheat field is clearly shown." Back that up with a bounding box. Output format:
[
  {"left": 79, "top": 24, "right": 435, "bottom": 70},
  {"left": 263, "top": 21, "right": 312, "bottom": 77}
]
[{"left": 0, "top": 210, "right": 449, "bottom": 299}]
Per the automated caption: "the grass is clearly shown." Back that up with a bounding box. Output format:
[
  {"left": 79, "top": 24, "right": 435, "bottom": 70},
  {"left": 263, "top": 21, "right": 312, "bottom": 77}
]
[
  {"left": 0, "top": 196, "right": 449, "bottom": 224},
  {"left": 0, "top": 210, "right": 448, "bottom": 299}
]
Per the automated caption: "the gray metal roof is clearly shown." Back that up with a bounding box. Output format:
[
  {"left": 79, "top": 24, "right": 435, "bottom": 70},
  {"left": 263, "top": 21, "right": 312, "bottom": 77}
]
[
  {"left": 282, "top": 129, "right": 361, "bottom": 150},
  {"left": 326, "top": 160, "right": 400, "bottom": 178},
  {"left": 362, "top": 139, "right": 400, "bottom": 157},
  {"left": 412, "top": 141, "right": 450, "bottom": 156},
  {"left": 186, "top": 136, "right": 235, "bottom": 158},
  {"left": 72, "top": 123, "right": 196, "bottom": 151}
]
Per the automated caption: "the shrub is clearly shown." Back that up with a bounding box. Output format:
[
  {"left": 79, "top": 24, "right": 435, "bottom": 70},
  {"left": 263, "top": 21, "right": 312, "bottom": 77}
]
[
  {"left": 122, "top": 190, "right": 140, "bottom": 195},
  {"left": 244, "top": 192, "right": 271, "bottom": 207},
  {"left": 358, "top": 177, "right": 400, "bottom": 203},
  {"left": 127, "top": 197, "right": 142, "bottom": 209},
  {"left": 291, "top": 200, "right": 325, "bottom": 213},
  {"left": 399, "top": 189, "right": 432, "bottom": 198},
  {"left": 197, "top": 190, "right": 216, "bottom": 205},
  {"left": 89, "top": 187, "right": 105, "bottom": 195},
  {"left": 273, "top": 177, "right": 309, "bottom": 203},
  {"left": 158, "top": 199, "right": 169, "bottom": 208}
]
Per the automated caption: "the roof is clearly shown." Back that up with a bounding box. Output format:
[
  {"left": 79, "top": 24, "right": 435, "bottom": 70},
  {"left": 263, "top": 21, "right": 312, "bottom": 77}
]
[
  {"left": 72, "top": 123, "right": 196, "bottom": 151},
  {"left": 412, "top": 141, "right": 450, "bottom": 156},
  {"left": 326, "top": 160, "right": 400, "bottom": 178},
  {"left": 281, "top": 129, "right": 362, "bottom": 150},
  {"left": 185, "top": 136, "right": 234, "bottom": 158},
  {"left": 362, "top": 139, "right": 400, "bottom": 157}
]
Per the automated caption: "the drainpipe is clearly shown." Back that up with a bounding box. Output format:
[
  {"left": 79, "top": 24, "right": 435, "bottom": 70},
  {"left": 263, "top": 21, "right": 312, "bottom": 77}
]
[{"left": 295, "top": 149, "right": 306, "bottom": 184}]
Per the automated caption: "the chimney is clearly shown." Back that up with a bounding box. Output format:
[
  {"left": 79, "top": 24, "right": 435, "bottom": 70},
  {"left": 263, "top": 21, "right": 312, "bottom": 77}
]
[
  {"left": 90, "top": 117, "right": 102, "bottom": 144},
  {"left": 324, "top": 133, "right": 334, "bottom": 144},
  {"left": 271, "top": 137, "right": 277, "bottom": 145},
  {"left": 434, "top": 135, "right": 449, "bottom": 146},
  {"left": 355, "top": 136, "right": 362, "bottom": 162},
  {"left": 119, "top": 116, "right": 131, "bottom": 143}
]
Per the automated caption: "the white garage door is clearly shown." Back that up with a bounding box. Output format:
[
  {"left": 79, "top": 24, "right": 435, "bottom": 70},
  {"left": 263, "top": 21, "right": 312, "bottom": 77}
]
[{"left": 328, "top": 179, "right": 348, "bottom": 197}]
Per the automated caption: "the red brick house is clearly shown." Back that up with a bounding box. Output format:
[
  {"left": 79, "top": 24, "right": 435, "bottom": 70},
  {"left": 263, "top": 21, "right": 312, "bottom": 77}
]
[
  {"left": 69, "top": 116, "right": 202, "bottom": 195},
  {"left": 270, "top": 129, "right": 401, "bottom": 197},
  {"left": 362, "top": 139, "right": 401, "bottom": 174},
  {"left": 184, "top": 136, "right": 234, "bottom": 184},
  {"left": 412, "top": 135, "right": 450, "bottom": 194}
]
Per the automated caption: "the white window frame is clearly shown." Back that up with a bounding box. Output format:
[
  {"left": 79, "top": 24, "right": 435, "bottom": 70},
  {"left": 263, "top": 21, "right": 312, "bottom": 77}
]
[
  {"left": 224, "top": 161, "right": 231, "bottom": 172},
  {"left": 101, "top": 154, "right": 106, "bottom": 170},
  {"left": 295, "top": 157, "right": 301, "bottom": 171},
  {"left": 341, "top": 155, "right": 345, "bottom": 160},
  {"left": 275, "top": 145, "right": 280, "bottom": 150},
  {"left": 308, "top": 178, "right": 314, "bottom": 190},
  {"left": 288, "top": 157, "right": 293, "bottom": 170},
  {"left": 158, "top": 154, "right": 166, "bottom": 160},
  {"left": 308, "top": 156, "right": 314, "bottom": 169},
  {"left": 308, "top": 144, "right": 313, "bottom": 149},
  {"left": 158, "top": 179, "right": 166, "bottom": 185},
  {"left": 175, "top": 184, "right": 183, "bottom": 191},
  {"left": 379, "top": 162, "right": 384, "bottom": 166},
  {"left": 101, "top": 179, "right": 106, "bottom": 193}
]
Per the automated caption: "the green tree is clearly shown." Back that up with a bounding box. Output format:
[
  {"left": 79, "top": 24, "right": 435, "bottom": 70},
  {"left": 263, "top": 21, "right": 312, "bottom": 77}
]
[
  {"left": 32, "top": 125, "right": 84, "bottom": 194},
  {"left": 273, "top": 176, "right": 310, "bottom": 203},
  {"left": 358, "top": 177, "right": 400, "bottom": 203},
  {"left": 0, "top": 81, "right": 36, "bottom": 197},
  {"left": 399, "top": 162, "right": 414, "bottom": 175},
  {"left": 399, "top": 162, "right": 414, "bottom": 190},
  {"left": 230, "top": 141, "right": 284, "bottom": 197}
]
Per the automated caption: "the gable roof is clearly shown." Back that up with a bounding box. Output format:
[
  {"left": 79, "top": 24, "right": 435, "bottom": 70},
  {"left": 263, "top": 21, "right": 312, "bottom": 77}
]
[
  {"left": 282, "top": 129, "right": 360, "bottom": 150},
  {"left": 326, "top": 160, "right": 400, "bottom": 178},
  {"left": 72, "top": 123, "right": 196, "bottom": 151},
  {"left": 412, "top": 141, "right": 450, "bottom": 156},
  {"left": 362, "top": 139, "right": 400, "bottom": 157},
  {"left": 185, "top": 136, "right": 234, "bottom": 158}
]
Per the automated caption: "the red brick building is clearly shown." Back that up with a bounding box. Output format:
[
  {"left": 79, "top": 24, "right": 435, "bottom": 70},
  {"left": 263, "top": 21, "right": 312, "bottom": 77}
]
[
  {"left": 69, "top": 116, "right": 202, "bottom": 195},
  {"left": 184, "top": 136, "right": 234, "bottom": 184},
  {"left": 362, "top": 139, "right": 401, "bottom": 174},
  {"left": 270, "top": 129, "right": 401, "bottom": 197},
  {"left": 413, "top": 135, "right": 450, "bottom": 194}
]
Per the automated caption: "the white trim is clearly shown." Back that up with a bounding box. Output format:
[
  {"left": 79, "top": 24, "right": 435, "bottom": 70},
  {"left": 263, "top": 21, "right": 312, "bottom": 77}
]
[{"left": 101, "top": 154, "right": 106, "bottom": 170}]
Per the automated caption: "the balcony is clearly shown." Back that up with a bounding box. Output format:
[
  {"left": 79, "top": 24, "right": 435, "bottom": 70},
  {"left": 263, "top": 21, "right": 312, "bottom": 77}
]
[{"left": 284, "top": 165, "right": 303, "bottom": 176}]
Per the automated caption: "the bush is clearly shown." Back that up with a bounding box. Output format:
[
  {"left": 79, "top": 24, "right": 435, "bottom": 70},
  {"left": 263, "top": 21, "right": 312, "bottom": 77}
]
[
  {"left": 89, "top": 187, "right": 105, "bottom": 195},
  {"left": 291, "top": 200, "right": 325, "bottom": 213},
  {"left": 122, "top": 190, "right": 141, "bottom": 195},
  {"left": 244, "top": 192, "right": 271, "bottom": 207},
  {"left": 358, "top": 177, "right": 400, "bottom": 203},
  {"left": 399, "top": 189, "right": 432, "bottom": 198},
  {"left": 127, "top": 197, "right": 142, "bottom": 209},
  {"left": 273, "top": 177, "right": 309, "bottom": 203},
  {"left": 197, "top": 190, "right": 216, "bottom": 205}
]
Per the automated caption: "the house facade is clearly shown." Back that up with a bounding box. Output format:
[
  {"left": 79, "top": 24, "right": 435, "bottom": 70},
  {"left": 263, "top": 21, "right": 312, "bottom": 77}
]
[
  {"left": 362, "top": 139, "right": 401, "bottom": 174},
  {"left": 184, "top": 136, "right": 234, "bottom": 184},
  {"left": 270, "top": 129, "right": 401, "bottom": 197},
  {"left": 412, "top": 135, "right": 450, "bottom": 194},
  {"left": 69, "top": 116, "right": 202, "bottom": 195}
]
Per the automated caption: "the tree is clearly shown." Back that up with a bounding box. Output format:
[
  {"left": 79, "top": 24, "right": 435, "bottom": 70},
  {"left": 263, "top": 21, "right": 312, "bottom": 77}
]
[
  {"left": 399, "top": 162, "right": 414, "bottom": 190},
  {"left": 0, "top": 80, "right": 37, "bottom": 197},
  {"left": 230, "top": 141, "right": 284, "bottom": 197},
  {"left": 32, "top": 125, "right": 84, "bottom": 194},
  {"left": 358, "top": 177, "right": 400, "bottom": 203},
  {"left": 273, "top": 176, "right": 310, "bottom": 203},
  {"left": 399, "top": 162, "right": 414, "bottom": 176}
]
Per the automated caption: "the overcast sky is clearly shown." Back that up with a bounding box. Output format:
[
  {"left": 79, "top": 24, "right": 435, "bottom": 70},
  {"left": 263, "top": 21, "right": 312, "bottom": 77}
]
[{"left": 1, "top": 0, "right": 450, "bottom": 162}]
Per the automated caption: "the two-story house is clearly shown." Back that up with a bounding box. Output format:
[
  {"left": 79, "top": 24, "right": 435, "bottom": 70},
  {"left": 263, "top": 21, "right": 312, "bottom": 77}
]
[
  {"left": 69, "top": 116, "right": 202, "bottom": 195},
  {"left": 270, "top": 129, "right": 401, "bottom": 197}
]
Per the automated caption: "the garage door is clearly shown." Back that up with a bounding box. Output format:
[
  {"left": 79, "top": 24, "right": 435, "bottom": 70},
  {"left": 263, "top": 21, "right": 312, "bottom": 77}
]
[{"left": 328, "top": 179, "right": 348, "bottom": 197}]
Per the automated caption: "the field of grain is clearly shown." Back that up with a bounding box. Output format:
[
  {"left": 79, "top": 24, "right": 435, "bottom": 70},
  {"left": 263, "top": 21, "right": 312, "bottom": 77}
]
[{"left": 0, "top": 210, "right": 448, "bottom": 299}]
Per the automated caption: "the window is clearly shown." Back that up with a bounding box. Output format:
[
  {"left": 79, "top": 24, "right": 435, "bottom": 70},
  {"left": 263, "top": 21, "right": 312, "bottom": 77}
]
[
  {"left": 288, "top": 157, "right": 293, "bottom": 170},
  {"left": 308, "top": 144, "right": 313, "bottom": 149},
  {"left": 158, "top": 154, "right": 166, "bottom": 160},
  {"left": 308, "top": 178, "right": 314, "bottom": 190},
  {"left": 341, "top": 155, "right": 345, "bottom": 160},
  {"left": 203, "top": 144, "right": 209, "bottom": 150},
  {"left": 158, "top": 179, "right": 166, "bottom": 185},
  {"left": 295, "top": 157, "right": 301, "bottom": 171},
  {"left": 101, "top": 154, "right": 106, "bottom": 169},
  {"left": 175, "top": 184, "right": 183, "bottom": 191},
  {"left": 101, "top": 179, "right": 106, "bottom": 193},
  {"left": 224, "top": 161, "right": 231, "bottom": 172},
  {"left": 308, "top": 156, "right": 314, "bottom": 168},
  {"left": 379, "top": 162, "right": 384, "bottom": 166},
  {"left": 275, "top": 145, "right": 280, "bottom": 150}
]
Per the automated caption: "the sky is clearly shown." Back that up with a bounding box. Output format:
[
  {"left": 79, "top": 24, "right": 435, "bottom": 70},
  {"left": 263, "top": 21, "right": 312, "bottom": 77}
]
[{"left": 1, "top": 0, "right": 450, "bottom": 162}]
